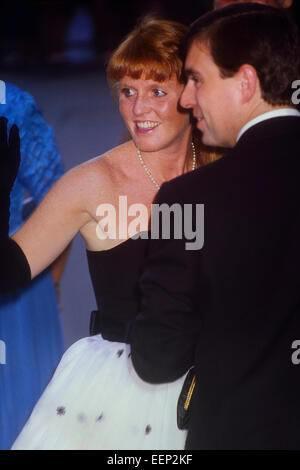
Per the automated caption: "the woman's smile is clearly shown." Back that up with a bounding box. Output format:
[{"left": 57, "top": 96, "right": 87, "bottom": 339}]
[{"left": 135, "top": 120, "right": 161, "bottom": 134}]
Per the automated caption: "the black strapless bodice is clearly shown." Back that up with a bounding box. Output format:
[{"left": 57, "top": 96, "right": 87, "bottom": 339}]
[{"left": 86, "top": 235, "right": 149, "bottom": 342}]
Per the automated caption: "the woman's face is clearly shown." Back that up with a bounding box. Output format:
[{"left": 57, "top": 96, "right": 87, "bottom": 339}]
[{"left": 118, "top": 74, "right": 191, "bottom": 152}]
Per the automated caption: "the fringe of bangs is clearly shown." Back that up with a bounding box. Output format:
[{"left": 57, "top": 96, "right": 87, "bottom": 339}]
[
  {"left": 107, "top": 45, "right": 183, "bottom": 82},
  {"left": 108, "top": 61, "right": 181, "bottom": 83}
]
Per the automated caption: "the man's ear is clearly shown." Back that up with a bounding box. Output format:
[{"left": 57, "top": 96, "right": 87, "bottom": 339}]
[{"left": 237, "top": 64, "right": 259, "bottom": 104}]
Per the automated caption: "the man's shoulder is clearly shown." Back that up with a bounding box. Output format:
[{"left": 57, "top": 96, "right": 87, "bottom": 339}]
[
  {"left": 158, "top": 153, "right": 233, "bottom": 204},
  {"left": 238, "top": 115, "right": 300, "bottom": 149},
  {"left": 158, "top": 115, "right": 300, "bottom": 204}
]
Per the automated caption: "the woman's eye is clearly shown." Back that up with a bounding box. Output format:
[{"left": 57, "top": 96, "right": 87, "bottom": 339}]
[
  {"left": 121, "top": 88, "right": 135, "bottom": 97},
  {"left": 153, "top": 89, "right": 166, "bottom": 97}
]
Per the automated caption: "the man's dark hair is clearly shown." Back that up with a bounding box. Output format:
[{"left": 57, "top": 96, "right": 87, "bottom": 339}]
[{"left": 182, "top": 3, "right": 300, "bottom": 105}]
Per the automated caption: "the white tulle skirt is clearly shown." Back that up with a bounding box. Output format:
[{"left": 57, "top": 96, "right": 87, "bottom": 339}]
[{"left": 12, "top": 335, "right": 187, "bottom": 450}]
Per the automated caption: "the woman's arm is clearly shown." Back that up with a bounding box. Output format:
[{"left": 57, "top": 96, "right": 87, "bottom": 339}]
[
  {"left": 12, "top": 167, "right": 92, "bottom": 279},
  {"left": 17, "top": 88, "right": 71, "bottom": 294}
]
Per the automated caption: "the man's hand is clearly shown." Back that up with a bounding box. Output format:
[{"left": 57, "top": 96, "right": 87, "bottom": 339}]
[{"left": 0, "top": 117, "right": 20, "bottom": 237}]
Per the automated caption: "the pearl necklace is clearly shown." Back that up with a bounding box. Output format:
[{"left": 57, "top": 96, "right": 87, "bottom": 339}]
[{"left": 137, "top": 142, "right": 197, "bottom": 190}]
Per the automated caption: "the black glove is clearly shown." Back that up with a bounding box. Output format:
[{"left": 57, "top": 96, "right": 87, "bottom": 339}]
[
  {"left": 0, "top": 117, "right": 20, "bottom": 238},
  {"left": 0, "top": 117, "right": 31, "bottom": 293}
]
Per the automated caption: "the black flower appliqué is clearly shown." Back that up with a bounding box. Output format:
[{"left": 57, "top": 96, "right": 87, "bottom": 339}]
[
  {"left": 56, "top": 406, "right": 66, "bottom": 416},
  {"left": 145, "top": 425, "right": 152, "bottom": 435}
]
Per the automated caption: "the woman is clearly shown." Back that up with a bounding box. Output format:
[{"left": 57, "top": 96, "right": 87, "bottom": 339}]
[
  {"left": 11, "top": 17, "right": 218, "bottom": 450},
  {"left": 0, "top": 84, "right": 66, "bottom": 450}
]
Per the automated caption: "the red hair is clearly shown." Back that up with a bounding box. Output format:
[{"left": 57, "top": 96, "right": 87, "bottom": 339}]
[{"left": 107, "top": 17, "right": 187, "bottom": 85}]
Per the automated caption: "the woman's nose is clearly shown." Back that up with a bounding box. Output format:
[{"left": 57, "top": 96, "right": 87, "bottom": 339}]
[{"left": 133, "top": 95, "right": 151, "bottom": 116}]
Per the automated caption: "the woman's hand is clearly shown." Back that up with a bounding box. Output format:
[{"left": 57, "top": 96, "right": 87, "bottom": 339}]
[{"left": 0, "top": 117, "right": 20, "bottom": 237}]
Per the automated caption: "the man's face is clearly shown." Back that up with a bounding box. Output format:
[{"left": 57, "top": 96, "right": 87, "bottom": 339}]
[
  {"left": 180, "top": 41, "right": 243, "bottom": 148},
  {"left": 214, "top": 0, "right": 293, "bottom": 8}
]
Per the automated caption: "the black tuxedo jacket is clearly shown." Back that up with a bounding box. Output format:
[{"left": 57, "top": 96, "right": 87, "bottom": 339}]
[{"left": 130, "top": 116, "right": 300, "bottom": 450}]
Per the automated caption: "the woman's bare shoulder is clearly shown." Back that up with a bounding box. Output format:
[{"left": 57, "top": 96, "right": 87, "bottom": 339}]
[
  {"left": 67, "top": 140, "right": 135, "bottom": 187},
  {"left": 47, "top": 141, "right": 135, "bottom": 211}
]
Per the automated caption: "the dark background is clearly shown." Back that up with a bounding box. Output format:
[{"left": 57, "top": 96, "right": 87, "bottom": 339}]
[
  {"left": 0, "top": 1, "right": 298, "bottom": 70},
  {"left": 0, "top": 1, "right": 214, "bottom": 68}
]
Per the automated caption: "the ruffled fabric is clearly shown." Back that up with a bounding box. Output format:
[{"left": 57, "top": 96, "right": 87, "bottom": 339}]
[{"left": 12, "top": 335, "right": 187, "bottom": 450}]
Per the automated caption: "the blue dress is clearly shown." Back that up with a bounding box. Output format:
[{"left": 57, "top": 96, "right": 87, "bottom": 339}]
[{"left": 0, "top": 84, "right": 65, "bottom": 450}]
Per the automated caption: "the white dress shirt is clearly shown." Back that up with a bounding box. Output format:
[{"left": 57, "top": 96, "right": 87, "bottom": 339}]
[{"left": 237, "top": 108, "right": 300, "bottom": 143}]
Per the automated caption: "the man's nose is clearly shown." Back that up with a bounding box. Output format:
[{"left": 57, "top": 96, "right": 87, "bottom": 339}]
[{"left": 180, "top": 81, "right": 196, "bottom": 110}]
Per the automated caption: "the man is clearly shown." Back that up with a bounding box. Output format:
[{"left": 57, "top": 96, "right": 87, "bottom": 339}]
[{"left": 130, "top": 3, "right": 300, "bottom": 449}]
